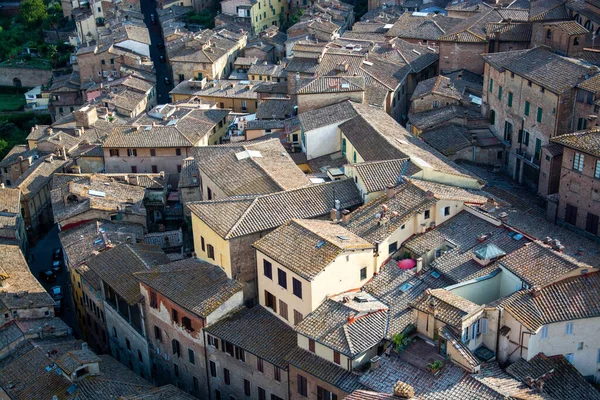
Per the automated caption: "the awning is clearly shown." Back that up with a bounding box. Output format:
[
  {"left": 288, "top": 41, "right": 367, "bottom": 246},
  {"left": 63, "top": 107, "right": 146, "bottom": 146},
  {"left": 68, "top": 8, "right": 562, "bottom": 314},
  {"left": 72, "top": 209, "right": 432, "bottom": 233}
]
[{"left": 398, "top": 259, "right": 416, "bottom": 270}]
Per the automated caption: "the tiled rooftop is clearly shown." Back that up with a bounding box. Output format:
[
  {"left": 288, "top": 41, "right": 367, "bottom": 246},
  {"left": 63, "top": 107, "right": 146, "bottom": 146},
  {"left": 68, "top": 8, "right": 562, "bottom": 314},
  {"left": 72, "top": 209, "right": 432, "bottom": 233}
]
[
  {"left": 134, "top": 258, "right": 243, "bottom": 317},
  {"left": 482, "top": 47, "right": 593, "bottom": 94},
  {"left": 205, "top": 306, "right": 297, "bottom": 369},
  {"left": 500, "top": 271, "right": 600, "bottom": 332},
  {"left": 506, "top": 354, "right": 600, "bottom": 400},
  {"left": 84, "top": 243, "right": 170, "bottom": 305},
  {"left": 411, "top": 288, "right": 481, "bottom": 328},
  {"left": 296, "top": 296, "right": 388, "bottom": 357},
  {"left": 0, "top": 245, "right": 55, "bottom": 311},
  {"left": 187, "top": 179, "right": 362, "bottom": 239},
  {"left": 194, "top": 138, "right": 311, "bottom": 197},
  {"left": 254, "top": 219, "right": 373, "bottom": 281}
]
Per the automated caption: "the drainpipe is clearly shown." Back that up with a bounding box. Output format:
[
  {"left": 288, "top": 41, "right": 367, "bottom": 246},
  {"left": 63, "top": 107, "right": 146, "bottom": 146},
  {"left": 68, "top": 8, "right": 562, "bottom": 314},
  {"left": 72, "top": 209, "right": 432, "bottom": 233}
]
[
  {"left": 202, "top": 329, "right": 212, "bottom": 400},
  {"left": 495, "top": 307, "right": 502, "bottom": 360}
]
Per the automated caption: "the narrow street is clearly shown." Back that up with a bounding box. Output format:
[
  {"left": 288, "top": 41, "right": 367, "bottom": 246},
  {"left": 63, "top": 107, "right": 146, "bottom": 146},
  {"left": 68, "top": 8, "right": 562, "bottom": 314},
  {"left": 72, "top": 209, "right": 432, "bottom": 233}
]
[
  {"left": 140, "top": 0, "right": 173, "bottom": 104},
  {"left": 29, "top": 225, "right": 80, "bottom": 338}
]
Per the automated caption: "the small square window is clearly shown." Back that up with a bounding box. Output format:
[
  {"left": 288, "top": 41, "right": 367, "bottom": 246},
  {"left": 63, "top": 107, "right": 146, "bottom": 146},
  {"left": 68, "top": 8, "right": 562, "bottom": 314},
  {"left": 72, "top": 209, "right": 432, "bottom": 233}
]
[
  {"left": 443, "top": 206, "right": 451, "bottom": 216},
  {"left": 360, "top": 267, "right": 367, "bottom": 280},
  {"left": 424, "top": 210, "right": 431, "bottom": 219}
]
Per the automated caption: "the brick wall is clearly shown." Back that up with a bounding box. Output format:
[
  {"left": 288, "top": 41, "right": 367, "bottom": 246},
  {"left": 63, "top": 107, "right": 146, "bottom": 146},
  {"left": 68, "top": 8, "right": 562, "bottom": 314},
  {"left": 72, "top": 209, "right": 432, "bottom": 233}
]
[{"left": 557, "top": 146, "right": 600, "bottom": 235}]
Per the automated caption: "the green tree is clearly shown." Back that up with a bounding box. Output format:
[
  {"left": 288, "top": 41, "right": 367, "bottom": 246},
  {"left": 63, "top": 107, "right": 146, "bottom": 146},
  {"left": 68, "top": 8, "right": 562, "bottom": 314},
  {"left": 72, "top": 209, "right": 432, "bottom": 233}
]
[{"left": 19, "top": 0, "right": 48, "bottom": 26}]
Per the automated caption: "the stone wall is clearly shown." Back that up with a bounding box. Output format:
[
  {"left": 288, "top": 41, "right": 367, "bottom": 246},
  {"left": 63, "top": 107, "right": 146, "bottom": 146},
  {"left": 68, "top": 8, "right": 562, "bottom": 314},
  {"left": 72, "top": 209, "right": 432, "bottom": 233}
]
[{"left": 0, "top": 66, "right": 53, "bottom": 88}]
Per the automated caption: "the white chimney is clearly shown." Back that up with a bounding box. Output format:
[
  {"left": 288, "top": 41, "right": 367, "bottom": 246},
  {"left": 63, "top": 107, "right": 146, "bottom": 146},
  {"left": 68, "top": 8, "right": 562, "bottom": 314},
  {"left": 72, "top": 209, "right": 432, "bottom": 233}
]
[{"left": 416, "top": 257, "right": 423, "bottom": 274}]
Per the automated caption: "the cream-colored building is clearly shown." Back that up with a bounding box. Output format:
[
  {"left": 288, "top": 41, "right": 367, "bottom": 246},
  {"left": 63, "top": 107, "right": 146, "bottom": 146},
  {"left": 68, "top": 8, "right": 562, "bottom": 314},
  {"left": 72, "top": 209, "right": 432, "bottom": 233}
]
[
  {"left": 254, "top": 219, "right": 374, "bottom": 326},
  {"left": 187, "top": 179, "right": 363, "bottom": 302},
  {"left": 499, "top": 271, "right": 600, "bottom": 382}
]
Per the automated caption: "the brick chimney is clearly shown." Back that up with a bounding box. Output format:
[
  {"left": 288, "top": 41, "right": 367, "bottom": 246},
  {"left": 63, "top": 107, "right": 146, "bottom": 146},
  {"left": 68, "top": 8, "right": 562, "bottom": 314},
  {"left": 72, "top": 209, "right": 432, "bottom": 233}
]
[
  {"left": 74, "top": 105, "right": 98, "bottom": 128},
  {"left": 386, "top": 184, "right": 395, "bottom": 199},
  {"left": 341, "top": 209, "right": 351, "bottom": 224}
]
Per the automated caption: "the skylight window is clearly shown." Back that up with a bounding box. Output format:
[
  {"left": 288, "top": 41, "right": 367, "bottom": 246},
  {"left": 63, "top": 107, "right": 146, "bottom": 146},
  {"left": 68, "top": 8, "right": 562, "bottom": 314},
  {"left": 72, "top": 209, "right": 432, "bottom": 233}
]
[
  {"left": 337, "top": 235, "right": 349, "bottom": 241},
  {"left": 431, "top": 271, "right": 441, "bottom": 279},
  {"left": 315, "top": 240, "right": 326, "bottom": 249},
  {"left": 399, "top": 282, "right": 414, "bottom": 292}
]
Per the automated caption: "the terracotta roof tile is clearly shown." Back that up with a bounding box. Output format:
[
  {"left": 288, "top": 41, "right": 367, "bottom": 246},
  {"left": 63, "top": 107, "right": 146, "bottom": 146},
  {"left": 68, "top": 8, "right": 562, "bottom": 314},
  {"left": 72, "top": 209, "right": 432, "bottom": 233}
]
[
  {"left": 205, "top": 306, "right": 296, "bottom": 368},
  {"left": 254, "top": 219, "right": 373, "bottom": 280},
  {"left": 187, "top": 179, "right": 363, "bottom": 239},
  {"left": 134, "top": 258, "right": 243, "bottom": 317}
]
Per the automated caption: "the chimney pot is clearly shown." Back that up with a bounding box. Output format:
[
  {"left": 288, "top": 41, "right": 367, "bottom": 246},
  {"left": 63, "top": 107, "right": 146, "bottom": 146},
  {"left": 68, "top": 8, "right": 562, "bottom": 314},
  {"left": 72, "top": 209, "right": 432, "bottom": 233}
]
[
  {"left": 386, "top": 184, "right": 395, "bottom": 199},
  {"left": 416, "top": 257, "right": 423, "bottom": 274},
  {"left": 330, "top": 208, "right": 338, "bottom": 222},
  {"left": 347, "top": 313, "right": 355, "bottom": 324},
  {"left": 341, "top": 209, "right": 351, "bottom": 224}
]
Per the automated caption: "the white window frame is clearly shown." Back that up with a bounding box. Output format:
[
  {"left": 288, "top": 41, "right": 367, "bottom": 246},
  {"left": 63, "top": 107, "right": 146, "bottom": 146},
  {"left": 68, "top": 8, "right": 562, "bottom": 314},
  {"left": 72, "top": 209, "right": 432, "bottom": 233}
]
[
  {"left": 565, "top": 322, "right": 574, "bottom": 335},
  {"left": 573, "top": 152, "right": 584, "bottom": 172}
]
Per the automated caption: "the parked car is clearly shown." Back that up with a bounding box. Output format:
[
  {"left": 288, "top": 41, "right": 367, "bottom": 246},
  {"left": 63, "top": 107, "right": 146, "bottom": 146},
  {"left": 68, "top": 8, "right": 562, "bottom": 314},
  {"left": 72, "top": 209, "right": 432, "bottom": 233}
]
[
  {"left": 38, "top": 270, "right": 56, "bottom": 283},
  {"left": 159, "top": 55, "right": 165, "bottom": 63},
  {"left": 164, "top": 76, "right": 171, "bottom": 85},
  {"left": 52, "top": 247, "right": 63, "bottom": 261},
  {"left": 150, "top": 14, "right": 156, "bottom": 24},
  {"left": 54, "top": 299, "right": 63, "bottom": 316},
  {"left": 50, "top": 285, "right": 64, "bottom": 300},
  {"left": 52, "top": 259, "right": 63, "bottom": 273}
]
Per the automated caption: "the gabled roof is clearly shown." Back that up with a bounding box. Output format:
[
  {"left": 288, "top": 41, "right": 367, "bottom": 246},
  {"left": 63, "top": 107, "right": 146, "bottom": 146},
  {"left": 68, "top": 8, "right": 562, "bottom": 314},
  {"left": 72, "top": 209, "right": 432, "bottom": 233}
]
[
  {"left": 482, "top": 47, "right": 594, "bottom": 94},
  {"left": 500, "top": 271, "right": 600, "bottom": 332},
  {"left": 419, "top": 124, "right": 473, "bottom": 157},
  {"left": 50, "top": 174, "right": 146, "bottom": 225},
  {"left": 385, "top": 13, "right": 463, "bottom": 40},
  {"left": 551, "top": 128, "right": 600, "bottom": 157},
  {"left": 187, "top": 179, "right": 362, "bottom": 239},
  {"left": 84, "top": 243, "right": 170, "bottom": 304},
  {"left": 348, "top": 103, "right": 481, "bottom": 181},
  {"left": 411, "top": 288, "right": 481, "bottom": 328},
  {"left": 358, "top": 354, "right": 541, "bottom": 400},
  {"left": 298, "top": 100, "right": 358, "bottom": 132},
  {"left": 343, "top": 180, "right": 435, "bottom": 243},
  {"left": 352, "top": 158, "right": 415, "bottom": 193},
  {"left": 14, "top": 156, "right": 69, "bottom": 199},
  {"left": 340, "top": 114, "right": 409, "bottom": 162},
  {"left": 134, "top": 258, "right": 243, "bottom": 318},
  {"left": 408, "top": 104, "right": 485, "bottom": 131},
  {"left": 506, "top": 353, "right": 600, "bottom": 400},
  {"left": 411, "top": 75, "right": 463, "bottom": 101},
  {"left": 286, "top": 347, "right": 364, "bottom": 393},
  {"left": 205, "top": 306, "right": 296, "bottom": 368},
  {"left": 0, "top": 187, "right": 21, "bottom": 215},
  {"left": 296, "top": 297, "right": 388, "bottom": 357},
  {"left": 297, "top": 76, "right": 365, "bottom": 94},
  {"left": 499, "top": 241, "right": 589, "bottom": 287},
  {"left": 0, "top": 245, "right": 55, "bottom": 311},
  {"left": 194, "top": 139, "right": 311, "bottom": 196},
  {"left": 254, "top": 219, "right": 373, "bottom": 281}
]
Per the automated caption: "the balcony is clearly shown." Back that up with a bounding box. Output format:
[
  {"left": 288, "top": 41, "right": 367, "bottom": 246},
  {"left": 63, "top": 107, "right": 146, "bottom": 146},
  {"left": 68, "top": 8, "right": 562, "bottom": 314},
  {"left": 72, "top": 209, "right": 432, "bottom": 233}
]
[{"left": 515, "top": 148, "right": 540, "bottom": 168}]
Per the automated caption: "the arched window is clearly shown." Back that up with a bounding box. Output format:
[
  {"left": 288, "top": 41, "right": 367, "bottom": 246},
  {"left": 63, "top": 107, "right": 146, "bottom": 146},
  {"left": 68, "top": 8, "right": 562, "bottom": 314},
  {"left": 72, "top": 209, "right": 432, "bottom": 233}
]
[
  {"left": 574, "top": 14, "right": 582, "bottom": 24},
  {"left": 596, "top": 27, "right": 600, "bottom": 36},
  {"left": 574, "top": 37, "right": 580, "bottom": 46},
  {"left": 12, "top": 78, "right": 21, "bottom": 87},
  {"left": 489, "top": 109, "right": 496, "bottom": 125},
  {"left": 546, "top": 29, "right": 552, "bottom": 39},
  {"left": 585, "top": 20, "right": 593, "bottom": 31}
]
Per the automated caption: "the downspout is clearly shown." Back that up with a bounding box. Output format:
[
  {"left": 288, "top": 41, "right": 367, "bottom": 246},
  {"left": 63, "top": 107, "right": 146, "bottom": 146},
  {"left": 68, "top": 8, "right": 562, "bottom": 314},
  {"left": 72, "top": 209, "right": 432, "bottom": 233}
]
[
  {"left": 202, "top": 328, "right": 212, "bottom": 400},
  {"left": 495, "top": 307, "right": 502, "bottom": 358}
]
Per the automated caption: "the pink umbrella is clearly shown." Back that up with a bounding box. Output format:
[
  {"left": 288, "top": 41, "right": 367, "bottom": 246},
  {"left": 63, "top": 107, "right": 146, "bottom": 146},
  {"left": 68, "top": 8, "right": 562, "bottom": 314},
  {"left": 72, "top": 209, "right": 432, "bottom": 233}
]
[{"left": 398, "top": 259, "right": 416, "bottom": 270}]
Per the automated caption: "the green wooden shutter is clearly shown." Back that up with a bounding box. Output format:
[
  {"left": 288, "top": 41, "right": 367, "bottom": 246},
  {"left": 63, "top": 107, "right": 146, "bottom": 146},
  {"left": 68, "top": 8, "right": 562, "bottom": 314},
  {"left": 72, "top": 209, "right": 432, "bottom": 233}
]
[{"left": 524, "top": 101, "right": 530, "bottom": 116}]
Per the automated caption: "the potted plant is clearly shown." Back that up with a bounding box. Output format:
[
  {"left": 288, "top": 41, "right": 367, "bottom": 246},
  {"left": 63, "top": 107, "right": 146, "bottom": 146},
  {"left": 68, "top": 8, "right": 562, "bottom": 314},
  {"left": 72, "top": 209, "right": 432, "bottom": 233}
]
[{"left": 427, "top": 360, "right": 443, "bottom": 375}]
